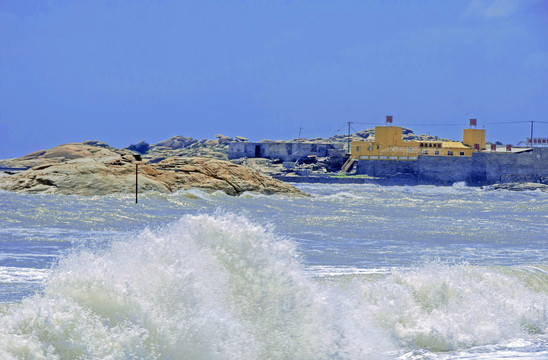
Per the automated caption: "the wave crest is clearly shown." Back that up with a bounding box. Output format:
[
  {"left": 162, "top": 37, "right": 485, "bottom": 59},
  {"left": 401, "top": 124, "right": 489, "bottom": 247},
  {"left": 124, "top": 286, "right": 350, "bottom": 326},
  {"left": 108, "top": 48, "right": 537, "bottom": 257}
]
[{"left": 0, "top": 214, "right": 392, "bottom": 359}]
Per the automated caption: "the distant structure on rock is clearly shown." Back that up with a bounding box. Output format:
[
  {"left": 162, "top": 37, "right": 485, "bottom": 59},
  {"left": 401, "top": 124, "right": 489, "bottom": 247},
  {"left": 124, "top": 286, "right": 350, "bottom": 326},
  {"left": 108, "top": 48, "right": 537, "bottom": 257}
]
[
  {"left": 349, "top": 117, "right": 486, "bottom": 161},
  {"left": 345, "top": 116, "right": 548, "bottom": 185},
  {"left": 228, "top": 142, "right": 345, "bottom": 162}
]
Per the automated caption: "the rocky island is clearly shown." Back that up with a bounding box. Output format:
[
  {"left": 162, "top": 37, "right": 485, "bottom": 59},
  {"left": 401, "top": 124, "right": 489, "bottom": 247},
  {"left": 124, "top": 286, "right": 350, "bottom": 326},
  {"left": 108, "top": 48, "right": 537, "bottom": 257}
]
[
  {"left": 0, "top": 141, "right": 304, "bottom": 196},
  {"left": 2, "top": 127, "right": 546, "bottom": 195}
]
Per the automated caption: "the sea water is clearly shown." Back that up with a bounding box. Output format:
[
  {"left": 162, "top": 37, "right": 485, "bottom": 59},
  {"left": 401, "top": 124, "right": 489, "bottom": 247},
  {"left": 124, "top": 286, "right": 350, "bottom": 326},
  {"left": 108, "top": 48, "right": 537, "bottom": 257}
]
[{"left": 0, "top": 183, "right": 547, "bottom": 359}]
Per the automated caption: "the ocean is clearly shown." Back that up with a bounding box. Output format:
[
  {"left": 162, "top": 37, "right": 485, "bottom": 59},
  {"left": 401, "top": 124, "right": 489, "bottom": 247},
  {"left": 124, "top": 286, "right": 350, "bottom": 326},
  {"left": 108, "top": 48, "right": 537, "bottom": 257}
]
[{"left": 0, "top": 183, "right": 547, "bottom": 359}]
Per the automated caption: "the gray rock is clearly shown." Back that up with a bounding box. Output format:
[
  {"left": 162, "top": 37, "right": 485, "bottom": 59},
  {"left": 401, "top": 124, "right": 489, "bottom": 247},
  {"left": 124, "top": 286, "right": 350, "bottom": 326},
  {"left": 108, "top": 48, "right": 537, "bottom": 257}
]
[{"left": 486, "top": 182, "right": 548, "bottom": 192}]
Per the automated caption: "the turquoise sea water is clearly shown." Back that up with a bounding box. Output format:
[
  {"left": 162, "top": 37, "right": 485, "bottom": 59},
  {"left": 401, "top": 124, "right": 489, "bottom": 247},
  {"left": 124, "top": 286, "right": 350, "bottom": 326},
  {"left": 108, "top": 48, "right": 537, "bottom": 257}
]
[{"left": 0, "top": 183, "right": 547, "bottom": 359}]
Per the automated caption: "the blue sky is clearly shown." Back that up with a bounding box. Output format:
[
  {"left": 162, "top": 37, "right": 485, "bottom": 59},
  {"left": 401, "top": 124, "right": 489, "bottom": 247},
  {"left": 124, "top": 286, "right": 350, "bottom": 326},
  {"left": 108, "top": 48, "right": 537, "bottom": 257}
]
[{"left": 1, "top": 0, "right": 547, "bottom": 158}]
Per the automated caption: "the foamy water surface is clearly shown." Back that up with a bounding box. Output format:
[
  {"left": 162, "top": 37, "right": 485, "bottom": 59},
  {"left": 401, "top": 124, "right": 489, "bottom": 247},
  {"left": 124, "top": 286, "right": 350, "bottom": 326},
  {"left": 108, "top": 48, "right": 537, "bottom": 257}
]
[{"left": 0, "top": 183, "right": 547, "bottom": 359}]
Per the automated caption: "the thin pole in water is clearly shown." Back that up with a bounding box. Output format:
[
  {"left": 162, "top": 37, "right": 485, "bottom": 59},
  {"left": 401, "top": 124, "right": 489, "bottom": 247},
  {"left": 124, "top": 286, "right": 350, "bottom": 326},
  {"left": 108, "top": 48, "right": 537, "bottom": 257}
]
[{"left": 135, "top": 163, "right": 138, "bottom": 204}]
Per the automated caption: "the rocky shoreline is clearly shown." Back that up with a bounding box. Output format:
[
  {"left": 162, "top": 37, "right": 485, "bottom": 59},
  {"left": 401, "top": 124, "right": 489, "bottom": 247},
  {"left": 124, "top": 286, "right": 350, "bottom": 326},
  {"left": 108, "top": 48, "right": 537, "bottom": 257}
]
[{"left": 0, "top": 142, "right": 304, "bottom": 196}]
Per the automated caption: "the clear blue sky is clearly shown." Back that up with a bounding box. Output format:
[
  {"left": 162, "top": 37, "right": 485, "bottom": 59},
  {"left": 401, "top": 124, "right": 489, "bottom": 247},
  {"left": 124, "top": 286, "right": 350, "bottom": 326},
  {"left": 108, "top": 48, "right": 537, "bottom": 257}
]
[{"left": 1, "top": 0, "right": 547, "bottom": 158}]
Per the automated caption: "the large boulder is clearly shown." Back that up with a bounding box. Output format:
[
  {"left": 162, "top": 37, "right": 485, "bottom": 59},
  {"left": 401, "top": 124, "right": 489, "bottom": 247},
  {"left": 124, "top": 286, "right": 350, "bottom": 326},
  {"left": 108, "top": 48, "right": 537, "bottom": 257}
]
[
  {"left": 0, "top": 142, "right": 305, "bottom": 196},
  {"left": 153, "top": 136, "right": 198, "bottom": 150},
  {"left": 155, "top": 157, "right": 301, "bottom": 195},
  {"left": 140, "top": 135, "right": 230, "bottom": 162}
]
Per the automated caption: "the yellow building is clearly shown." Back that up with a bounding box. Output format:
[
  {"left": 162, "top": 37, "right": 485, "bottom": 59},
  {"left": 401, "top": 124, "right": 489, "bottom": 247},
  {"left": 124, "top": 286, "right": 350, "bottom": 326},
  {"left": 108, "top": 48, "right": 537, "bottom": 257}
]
[
  {"left": 463, "top": 128, "right": 486, "bottom": 150},
  {"left": 350, "top": 125, "right": 485, "bottom": 161}
]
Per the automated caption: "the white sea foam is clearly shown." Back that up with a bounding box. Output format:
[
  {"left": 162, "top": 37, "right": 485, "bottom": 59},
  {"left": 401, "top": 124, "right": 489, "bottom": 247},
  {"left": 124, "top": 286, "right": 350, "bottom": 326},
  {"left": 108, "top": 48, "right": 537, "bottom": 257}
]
[
  {"left": 451, "top": 181, "right": 468, "bottom": 188},
  {"left": 306, "top": 265, "right": 391, "bottom": 277},
  {"left": 360, "top": 262, "right": 548, "bottom": 353},
  {"left": 0, "top": 214, "right": 395, "bottom": 359},
  {"left": 0, "top": 199, "right": 547, "bottom": 359},
  {"left": 0, "top": 266, "right": 49, "bottom": 284}
]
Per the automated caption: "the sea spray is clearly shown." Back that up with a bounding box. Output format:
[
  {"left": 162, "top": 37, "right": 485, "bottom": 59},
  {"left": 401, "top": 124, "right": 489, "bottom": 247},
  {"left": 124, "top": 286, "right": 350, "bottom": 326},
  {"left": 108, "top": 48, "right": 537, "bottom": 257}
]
[
  {"left": 0, "top": 185, "right": 546, "bottom": 359},
  {"left": 0, "top": 214, "right": 394, "bottom": 359},
  {"left": 359, "top": 262, "right": 548, "bottom": 352}
]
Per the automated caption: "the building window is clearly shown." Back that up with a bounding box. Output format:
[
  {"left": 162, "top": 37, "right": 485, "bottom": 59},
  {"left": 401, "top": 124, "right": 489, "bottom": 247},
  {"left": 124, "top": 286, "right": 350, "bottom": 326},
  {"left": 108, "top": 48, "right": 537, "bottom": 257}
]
[
  {"left": 408, "top": 147, "right": 413, "bottom": 152},
  {"left": 356, "top": 146, "right": 360, "bottom": 152},
  {"left": 422, "top": 150, "right": 428, "bottom": 155},
  {"left": 376, "top": 145, "right": 379, "bottom": 150},
  {"left": 460, "top": 151, "right": 465, "bottom": 156},
  {"left": 434, "top": 150, "right": 439, "bottom": 155},
  {"left": 448, "top": 151, "right": 453, "bottom": 156}
]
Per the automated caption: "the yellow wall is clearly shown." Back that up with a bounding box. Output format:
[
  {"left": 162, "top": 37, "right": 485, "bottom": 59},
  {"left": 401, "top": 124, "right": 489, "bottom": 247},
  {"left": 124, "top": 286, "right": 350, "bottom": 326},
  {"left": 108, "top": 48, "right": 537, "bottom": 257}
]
[
  {"left": 462, "top": 129, "right": 486, "bottom": 150},
  {"left": 351, "top": 140, "right": 420, "bottom": 160},
  {"left": 375, "top": 126, "right": 404, "bottom": 146}
]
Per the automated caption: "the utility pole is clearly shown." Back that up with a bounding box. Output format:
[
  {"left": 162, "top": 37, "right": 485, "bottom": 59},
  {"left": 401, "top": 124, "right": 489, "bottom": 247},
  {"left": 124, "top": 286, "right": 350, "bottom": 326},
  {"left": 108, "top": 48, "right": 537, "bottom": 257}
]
[
  {"left": 530, "top": 121, "right": 535, "bottom": 147},
  {"left": 347, "top": 121, "right": 352, "bottom": 154}
]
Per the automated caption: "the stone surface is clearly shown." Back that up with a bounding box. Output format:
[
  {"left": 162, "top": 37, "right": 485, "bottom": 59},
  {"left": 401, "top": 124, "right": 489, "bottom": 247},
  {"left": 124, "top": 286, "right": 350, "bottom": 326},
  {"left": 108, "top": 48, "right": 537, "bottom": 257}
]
[
  {"left": 0, "top": 141, "right": 122, "bottom": 168},
  {"left": 0, "top": 143, "right": 305, "bottom": 196},
  {"left": 486, "top": 182, "right": 548, "bottom": 192},
  {"left": 155, "top": 157, "right": 304, "bottom": 196},
  {"left": 137, "top": 136, "right": 231, "bottom": 163}
]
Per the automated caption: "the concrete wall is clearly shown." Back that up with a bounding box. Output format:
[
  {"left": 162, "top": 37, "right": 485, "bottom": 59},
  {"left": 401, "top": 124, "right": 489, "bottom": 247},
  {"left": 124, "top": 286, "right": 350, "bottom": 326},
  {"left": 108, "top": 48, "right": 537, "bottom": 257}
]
[
  {"left": 228, "top": 142, "right": 342, "bottom": 162},
  {"left": 471, "top": 148, "right": 548, "bottom": 185},
  {"left": 356, "top": 159, "right": 417, "bottom": 178},
  {"left": 418, "top": 156, "right": 472, "bottom": 185},
  {"left": 228, "top": 143, "right": 260, "bottom": 159},
  {"left": 355, "top": 148, "right": 548, "bottom": 185}
]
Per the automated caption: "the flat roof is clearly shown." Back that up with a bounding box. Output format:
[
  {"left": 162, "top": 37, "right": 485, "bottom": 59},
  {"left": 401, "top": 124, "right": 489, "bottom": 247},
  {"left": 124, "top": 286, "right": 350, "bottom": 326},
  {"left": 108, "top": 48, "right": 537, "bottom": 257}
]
[
  {"left": 482, "top": 146, "right": 532, "bottom": 154},
  {"left": 441, "top": 142, "right": 469, "bottom": 149},
  {"left": 408, "top": 140, "right": 470, "bottom": 149}
]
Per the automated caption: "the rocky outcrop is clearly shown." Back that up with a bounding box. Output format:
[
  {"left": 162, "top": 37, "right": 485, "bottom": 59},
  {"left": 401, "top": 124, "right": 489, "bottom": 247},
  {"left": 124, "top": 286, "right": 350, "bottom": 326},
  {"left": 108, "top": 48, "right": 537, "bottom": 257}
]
[
  {"left": 139, "top": 136, "right": 232, "bottom": 163},
  {"left": 485, "top": 182, "right": 548, "bottom": 192},
  {"left": 154, "top": 157, "right": 303, "bottom": 195},
  {"left": 0, "top": 141, "right": 118, "bottom": 169},
  {"left": 0, "top": 143, "right": 305, "bottom": 196}
]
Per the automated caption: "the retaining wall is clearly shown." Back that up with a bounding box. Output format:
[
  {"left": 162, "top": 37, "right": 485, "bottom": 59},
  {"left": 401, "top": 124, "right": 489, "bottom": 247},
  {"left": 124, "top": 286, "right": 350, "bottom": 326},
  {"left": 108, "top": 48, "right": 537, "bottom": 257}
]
[{"left": 355, "top": 148, "right": 548, "bottom": 185}]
